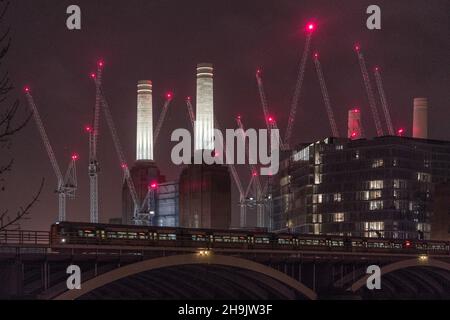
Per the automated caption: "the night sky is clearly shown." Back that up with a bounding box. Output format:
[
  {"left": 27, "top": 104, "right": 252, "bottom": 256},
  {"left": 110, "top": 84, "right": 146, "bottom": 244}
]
[{"left": 2, "top": 0, "right": 449, "bottom": 231}]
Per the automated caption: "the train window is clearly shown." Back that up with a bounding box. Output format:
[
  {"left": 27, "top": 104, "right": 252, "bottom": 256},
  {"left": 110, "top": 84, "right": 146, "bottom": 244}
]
[
  {"left": 127, "top": 232, "right": 138, "bottom": 239},
  {"left": 278, "top": 238, "right": 293, "bottom": 245},
  {"left": 107, "top": 232, "right": 118, "bottom": 239},
  {"left": 158, "top": 233, "right": 176, "bottom": 241},
  {"left": 96, "top": 230, "right": 106, "bottom": 239},
  {"left": 117, "top": 232, "right": 127, "bottom": 239},
  {"left": 255, "top": 237, "right": 270, "bottom": 244},
  {"left": 192, "top": 235, "right": 207, "bottom": 241},
  {"left": 138, "top": 232, "right": 147, "bottom": 240},
  {"left": 213, "top": 236, "right": 224, "bottom": 242}
]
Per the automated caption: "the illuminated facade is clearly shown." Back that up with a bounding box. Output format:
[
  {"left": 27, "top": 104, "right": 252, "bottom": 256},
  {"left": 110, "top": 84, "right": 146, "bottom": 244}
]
[
  {"left": 195, "top": 63, "right": 214, "bottom": 151},
  {"left": 272, "top": 136, "right": 450, "bottom": 239},
  {"left": 136, "top": 80, "right": 153, "bottom": 160}
]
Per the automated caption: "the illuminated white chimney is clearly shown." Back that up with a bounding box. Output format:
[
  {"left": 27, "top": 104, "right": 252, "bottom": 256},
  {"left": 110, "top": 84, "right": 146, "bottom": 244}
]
[
  {"left": 348, "top": 108, "right": 362, "bottom": 139},
  {"left": 413, "top": 98, "right": 428, "bottom": 139},
  {"left": 195, "top": 63, "right": 214, "bottom": 151},
  {"left": 136, "top": 80, "right": 153, "bottom": 160}
]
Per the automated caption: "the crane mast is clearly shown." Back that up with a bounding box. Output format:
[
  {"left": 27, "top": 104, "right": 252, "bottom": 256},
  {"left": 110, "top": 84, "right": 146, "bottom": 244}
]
[
  {"left": 153, "top": 93, "right": 173, "bottom": 145},
  {"left": 24, "top": 89, "right": 78, "bottom": 222},
  {"left": 88, "top": 62, "right": 103, "bottom": 223},
  {"left": 255, "top": 70, "right": 287, "bottom": 150},
  {"left": 374, "top": 67, "right": 394, "bottom": 135},
  {"left": 354, "top": 45, "right": 384, "bottom": 136},
  {"left": 313, "top": 53, "right": 340, "bottom": 137},
  {"left": 284, "top": 25, "right": 314, "bottom": 148}
]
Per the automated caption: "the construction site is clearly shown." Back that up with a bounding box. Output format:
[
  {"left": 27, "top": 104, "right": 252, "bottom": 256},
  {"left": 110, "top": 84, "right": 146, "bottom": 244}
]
[{"left": 22, "top": 21, "right": 450, "bottom": 241}]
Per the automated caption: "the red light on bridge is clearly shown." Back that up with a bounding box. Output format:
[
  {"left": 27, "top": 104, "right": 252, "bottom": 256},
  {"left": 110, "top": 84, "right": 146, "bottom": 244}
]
[{"left": 404, "top": 240, "right": 412, "bottom": 248}]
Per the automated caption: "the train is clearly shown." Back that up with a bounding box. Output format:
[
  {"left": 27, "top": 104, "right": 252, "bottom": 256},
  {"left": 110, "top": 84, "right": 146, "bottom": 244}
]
[{"left": 50, "top": 221, "right": 450, "bottom": 255}]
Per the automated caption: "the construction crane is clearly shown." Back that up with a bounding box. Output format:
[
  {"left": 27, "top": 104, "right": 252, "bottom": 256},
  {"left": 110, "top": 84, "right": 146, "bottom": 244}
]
[
  {"left": 236, "top": 116, "right": 274, "bottom": 228},
  {"left": 153, "top": 92, "right": 174, "bottom": 145},
  {"left": 354, "top": 44, "right": 384, "bottom": 136},
  {"left": 284, "top": 22, "right": 316, "bottom": 148},
  {"left": 313, "top": 52, "right": 340, "bottom": 137},
  {"left": 87, "top": 61, "right": 103, "bottom": 223},
  {"left": 374, "top": 66, "right": 395, "bottom": 135},
  {"left": 255, "top": 69, "right": 287, "bottom": 151},
  {"left": 24, "top": 87, "right": 78, "bottom": 222},
  {"left": 185, "top": 97, "right": 250, "bottom": 227}
]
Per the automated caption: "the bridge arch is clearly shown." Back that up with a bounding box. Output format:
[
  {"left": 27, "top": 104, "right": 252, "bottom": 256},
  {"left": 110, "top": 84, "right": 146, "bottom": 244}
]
[
  {"left": 349, "top": 258, "right": 450, "bottom": 293},
  {"left": 54, "top": 253, "right": 317, "bottom": 300}
]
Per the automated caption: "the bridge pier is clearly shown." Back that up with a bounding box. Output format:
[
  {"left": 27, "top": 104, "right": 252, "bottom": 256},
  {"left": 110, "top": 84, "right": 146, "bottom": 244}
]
[{"left": 0, "top": 262, "right": 24, "bottom": 299}]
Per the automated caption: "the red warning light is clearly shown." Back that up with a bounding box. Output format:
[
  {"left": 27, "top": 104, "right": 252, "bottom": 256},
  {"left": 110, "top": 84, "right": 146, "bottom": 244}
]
[
  {"left": 121, "top": 163, "right": 128, "bottom": 169},
  {"left": 256, "top": 69, "right": 261, "bottom": 76},
  {"left": 404, "top": 240, "right": 412, "bottom": 248},
  {"left": 71, "top": 153, "right": 79, "bottom": 161},
  {"left": 374, "top": 66, "right": 379, "bottom": 72},
  {"left": 268, "top": 116, "right": 274, "bottom": 123},
  {"left": 186, "top": 96, "right": 191, "bottom": 101},
  {"left": 252, "top": 171, "right": 258, "bottom": 177},
  {"left": 98, "top": 60, "right": 104, "bottom": 68},
  {"left": 24, "top": 86, "right": 30, "bottom": 93},
  {"left": 306, "top": 23, "right": 315, "bottom": 32},
  {"left": 90, "top": 73, "right": 96, "bottom": 79},
  {"left": 354, "top": 44, "right": 360, "bottom": 52},
  {"left": 351, "top": 132, "right": 357, "bottom": 138},
  {"left": 236, "top": 115, "right": 241, "bottom": 120},
  {"left": 313, "top": 52, "right": 319, "bottom": 59},
  {"left": 85, "top": 125, "right": 92, "bottom": 133},
  {"left": 149, "top": 182, "right": 158, "bottom": 189},
  {"left": 166, "top": 92, "right": 173, "bottom": 100},
  {"left": 353, "top": 108, "right": 360, "bottom": 113},
  {"left": 397, "top": 128, "right": 405, "bottom": 136}
]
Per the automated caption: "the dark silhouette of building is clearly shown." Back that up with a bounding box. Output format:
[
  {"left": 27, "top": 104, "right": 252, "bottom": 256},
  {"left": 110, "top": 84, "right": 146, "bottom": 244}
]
[
  {"left": 431, "top": 182, "right": 450, "bottom": 240},
  {"left": 179, "top": 163, "right": 231, "bottom": 229},
  {"left": 272, "top": 136, "right": 450, "bottom": 239}
]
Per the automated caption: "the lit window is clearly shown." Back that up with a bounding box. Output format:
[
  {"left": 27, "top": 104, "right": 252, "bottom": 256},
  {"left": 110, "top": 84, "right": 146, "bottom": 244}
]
[
  {"left": 370, "top": 200, "right": 383, "bottom": 210},
  {"left": 372, "top": 159, "right": 384, "bottom": 168},
  {"left": 293, "top": 147, "right": 310, "bottom": 162},
  {"left": 333, "top": 193, "right": 342, "bottom": 202},
  {"left": 369, "top": 180, "right": 384, "bottom": 189},
  {"left": 333, "top": 213, "right": 345, "bottom": 222},
  {"left": 364, "top": 221, "right": 384, "bottom": 238},
  {"left": 417, "top": 172, "right": 431, "bottom": 182},
  {"left": 312, "top": 214, "right": 322, "bottom": 223}
]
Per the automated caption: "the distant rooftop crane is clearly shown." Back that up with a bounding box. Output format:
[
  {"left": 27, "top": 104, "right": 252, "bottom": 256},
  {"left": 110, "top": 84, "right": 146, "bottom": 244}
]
[
  {"left": 313, "top": 52, "right": 340, "bottom": 137},
  {"left": 255, "top": 69, "right": 288, "bottom": 150},
  {"left": 24, "top": 88, "right": 78, "bottom": 222},
  {"left": 153, "top": 92, "right": 174, "bottom": 145},
  {"left": 374, "top": 66, "right": 395, "bottom": 135},
  {"left": 354, "top": 44, "right": 384, "bottom": 136},
  {"left": 284, "top": 22, "right": 316, "bottom": 148}
]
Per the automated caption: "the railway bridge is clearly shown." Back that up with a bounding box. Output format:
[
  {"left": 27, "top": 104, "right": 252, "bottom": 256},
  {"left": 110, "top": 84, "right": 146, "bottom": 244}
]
[{"left": 1, "top": 230, "right": 450, "bottom": 300}]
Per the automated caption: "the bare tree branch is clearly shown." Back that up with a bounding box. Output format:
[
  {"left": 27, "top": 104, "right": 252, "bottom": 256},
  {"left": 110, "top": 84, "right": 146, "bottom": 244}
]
[{"left": 0, "top": 178, "right": 44, "bottom": 231}]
